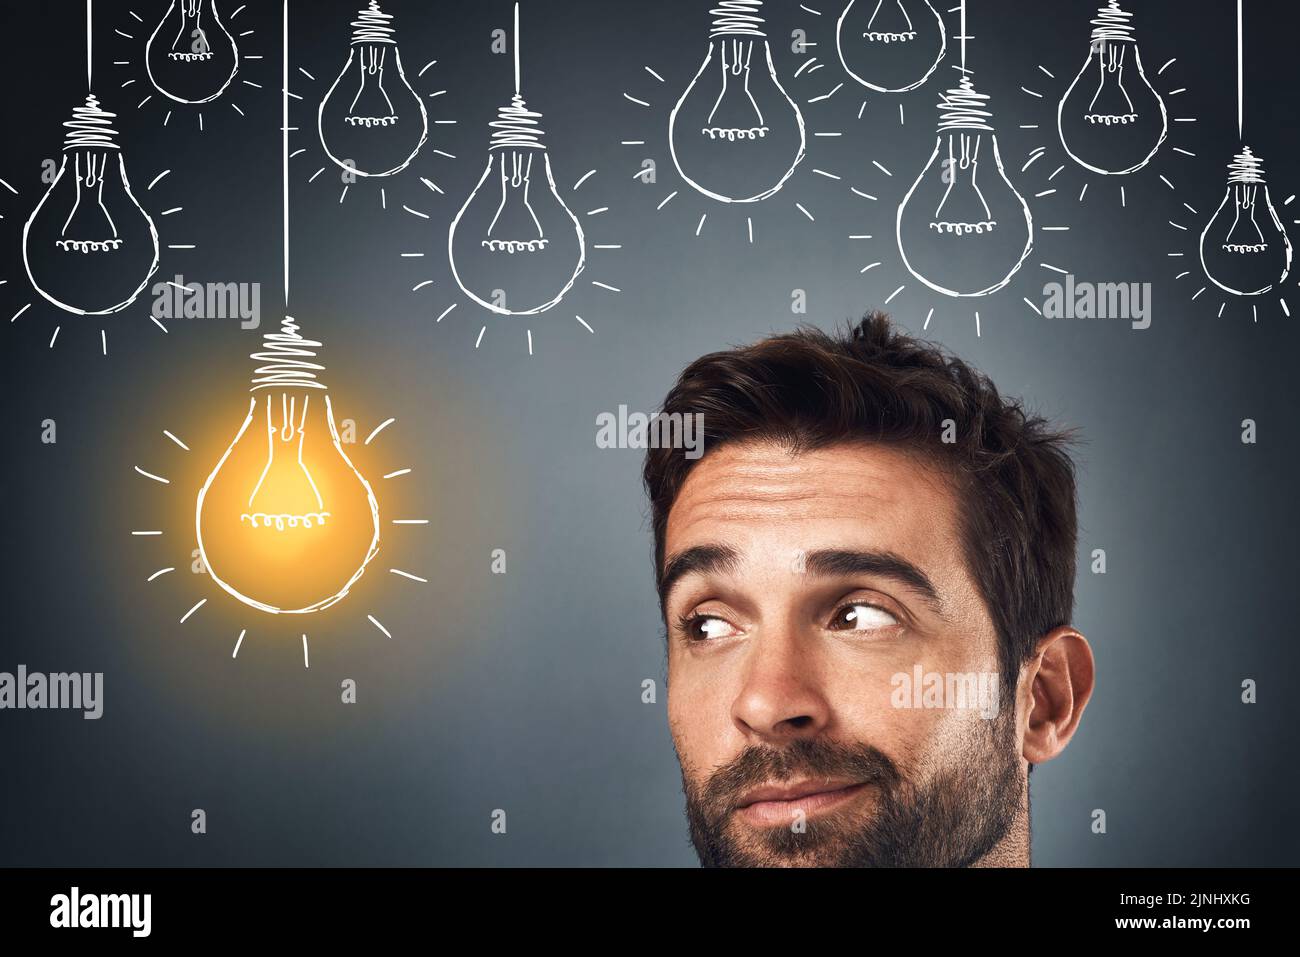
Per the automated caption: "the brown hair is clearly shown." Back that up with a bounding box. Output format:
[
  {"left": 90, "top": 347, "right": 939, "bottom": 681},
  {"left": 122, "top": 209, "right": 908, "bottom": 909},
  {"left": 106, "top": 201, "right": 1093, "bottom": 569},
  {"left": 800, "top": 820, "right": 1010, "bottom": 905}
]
[{"left": 643, "top": 311, "right": 1080, "bottom": 692}]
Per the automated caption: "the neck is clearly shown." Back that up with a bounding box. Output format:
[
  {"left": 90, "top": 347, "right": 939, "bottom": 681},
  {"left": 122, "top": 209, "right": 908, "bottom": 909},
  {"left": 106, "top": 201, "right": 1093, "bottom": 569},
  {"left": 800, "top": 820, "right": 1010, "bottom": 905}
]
[{"left": 971, "top": 782, "right": 1031, "bottom": 867}]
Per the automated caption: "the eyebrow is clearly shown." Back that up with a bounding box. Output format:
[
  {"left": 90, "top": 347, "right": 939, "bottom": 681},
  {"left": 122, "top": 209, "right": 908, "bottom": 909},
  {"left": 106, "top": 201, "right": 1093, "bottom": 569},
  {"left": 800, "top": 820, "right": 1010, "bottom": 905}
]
[
  {"left": 658, "top": 544, "right": 740, "bottom": 609},
  {"left": 658, "top": 545, "right": 943, "bottom": 616},
  {"left": 803, "top": 549, "right": 943, "bottom": 614}
]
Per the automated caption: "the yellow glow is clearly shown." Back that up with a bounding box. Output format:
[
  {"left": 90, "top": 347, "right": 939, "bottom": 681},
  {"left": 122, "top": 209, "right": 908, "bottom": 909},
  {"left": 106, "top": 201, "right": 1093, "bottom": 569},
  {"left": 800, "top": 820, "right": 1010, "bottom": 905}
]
[{"left": 196, "top": 390, "right": 380, "bottom": 614}]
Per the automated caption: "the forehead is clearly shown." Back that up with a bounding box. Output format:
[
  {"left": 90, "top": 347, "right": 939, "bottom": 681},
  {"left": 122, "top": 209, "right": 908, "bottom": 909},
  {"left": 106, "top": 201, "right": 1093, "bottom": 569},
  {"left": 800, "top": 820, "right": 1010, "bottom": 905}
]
[{"left": 664, "top": 440, "right": 964, "bottom": 563}]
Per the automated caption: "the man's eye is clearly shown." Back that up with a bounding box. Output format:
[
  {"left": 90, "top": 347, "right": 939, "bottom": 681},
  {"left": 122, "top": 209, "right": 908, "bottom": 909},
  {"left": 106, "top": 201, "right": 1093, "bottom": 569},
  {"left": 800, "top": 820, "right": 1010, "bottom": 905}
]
[
  {"left": 683, "top": 615, "right": 740, "bottom": 641},
  {"left": 829, "top": 603, "right": 898, "bottom": 632}
]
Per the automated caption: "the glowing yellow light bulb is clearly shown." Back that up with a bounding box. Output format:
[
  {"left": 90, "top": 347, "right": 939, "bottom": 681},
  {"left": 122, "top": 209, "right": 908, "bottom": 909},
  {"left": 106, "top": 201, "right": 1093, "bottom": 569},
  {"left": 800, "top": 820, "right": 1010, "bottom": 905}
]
[{"left": 195, "top": 319, "right": 379, "bottom": 615}]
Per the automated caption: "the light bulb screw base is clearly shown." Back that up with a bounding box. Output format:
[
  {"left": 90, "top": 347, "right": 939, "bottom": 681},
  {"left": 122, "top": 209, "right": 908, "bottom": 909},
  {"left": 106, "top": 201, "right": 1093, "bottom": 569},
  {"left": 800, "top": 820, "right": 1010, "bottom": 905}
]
[
  {"left": 710, "top": 0, "right": 765, "bottom": 37},
  {"left": 63, "top": 95, "right": 120, "bottom": 152},
  {"left": 1090, "top": 1, "right": 1136, "bottom": 42},
  {"left": 350, "top": 1, "right": 396, "bottom": 45},
  {"left": 1227, "top": 146, "right": 1266, "bottom": 185},
  {"left": 936, "top": 74, "right": 994, "bottom": 133},
  {"left": 489, "top": 94, "right": 547, "bottom": 151},
  {"left": 250, "top": 317, "right": 328, "bottom": 392}
]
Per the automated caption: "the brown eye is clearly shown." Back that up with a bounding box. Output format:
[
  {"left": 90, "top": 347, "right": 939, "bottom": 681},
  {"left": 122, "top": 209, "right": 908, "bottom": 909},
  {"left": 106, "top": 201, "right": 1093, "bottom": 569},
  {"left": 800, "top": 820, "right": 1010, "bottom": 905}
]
[{"left": 829, "top": 603, "right": 898, "bottom": 632}]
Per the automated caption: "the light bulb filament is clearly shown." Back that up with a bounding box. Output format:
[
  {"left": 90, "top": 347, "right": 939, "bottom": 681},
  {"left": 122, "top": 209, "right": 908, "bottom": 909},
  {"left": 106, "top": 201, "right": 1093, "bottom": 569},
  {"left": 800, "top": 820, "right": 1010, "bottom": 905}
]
[
  {"left": 704, "top": 38, "right": 768, "bottom": 140},
  {"left": 56, "top": 152, "right": 124, "bottom": 253},
  {"left": 1221, "top": 149, "right": 1273, "bottom": 254},
  {"left": 169, "top": 0, "right": 213, "bottom": 61},
  {"left": 277, "top": 392, "right": 305, "bottom": 442},
  {"left": 930, "top": 85, "right": 997, "bottom": 236},
  {"left": 345, "top": 46, "right": 399, "bottom": 126},
  {"left": 865, "top": 0, "right": 917, "bottom": 43},
  {"left": 1084, "top": 41, "right": 1137, "bottom": 124},
  {"left": 81, "top": 153, "right": 104, "bottom": 188},
  {"left": 864, "top": 30, "right": 917, "bottom": 42},
  {"left": 240, "top": 512, "right": 332, "bottom": 531},
  {"left": 483, "top": 149, "right": 549, "bottom": 254},
  {"left": 55, "top": 97, "right": 126, "bottom": 253},
  {"left": 1224, "top": 184, "right": 1268, "bottom": 253},
  {"left": 244, "top": 393, "right": 327, "bottom": 526}
]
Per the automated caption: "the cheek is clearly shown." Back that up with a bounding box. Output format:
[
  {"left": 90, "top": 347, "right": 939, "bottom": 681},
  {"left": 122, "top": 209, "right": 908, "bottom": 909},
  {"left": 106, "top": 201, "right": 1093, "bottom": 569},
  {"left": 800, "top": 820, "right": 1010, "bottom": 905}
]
[
  {"left": 667, "top": 660, "right": 738, "bottom": 769},
  {"left": 827, "top": 661, "right": 936, "bottom": 752},
  {"left": 889, "top": 665, "right": 1007, "bottom": 768},
  {"left": 824, "top": 642, "right": 995, "bottom": 760}
]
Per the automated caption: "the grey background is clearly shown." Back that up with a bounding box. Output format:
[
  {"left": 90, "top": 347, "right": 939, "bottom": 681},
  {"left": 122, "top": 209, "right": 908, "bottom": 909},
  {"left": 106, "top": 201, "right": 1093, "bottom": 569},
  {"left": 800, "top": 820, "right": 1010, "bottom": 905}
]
[{"left": 0, "top": 0, "right": 1295, "bottom": 866}]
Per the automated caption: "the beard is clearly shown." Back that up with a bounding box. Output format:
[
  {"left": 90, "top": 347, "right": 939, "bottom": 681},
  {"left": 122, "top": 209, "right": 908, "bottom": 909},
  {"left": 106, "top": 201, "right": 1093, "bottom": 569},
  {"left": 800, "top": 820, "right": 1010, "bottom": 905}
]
[{"left": 679, "top": 713, "right": 1024, "bottom": 867}]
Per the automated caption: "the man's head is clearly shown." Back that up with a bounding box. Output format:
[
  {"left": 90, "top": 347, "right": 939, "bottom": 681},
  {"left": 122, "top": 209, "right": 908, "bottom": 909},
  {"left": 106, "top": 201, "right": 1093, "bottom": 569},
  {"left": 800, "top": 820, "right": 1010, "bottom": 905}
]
[{"left": 643, "top": 312, "right": 1095, "bottom": 867}]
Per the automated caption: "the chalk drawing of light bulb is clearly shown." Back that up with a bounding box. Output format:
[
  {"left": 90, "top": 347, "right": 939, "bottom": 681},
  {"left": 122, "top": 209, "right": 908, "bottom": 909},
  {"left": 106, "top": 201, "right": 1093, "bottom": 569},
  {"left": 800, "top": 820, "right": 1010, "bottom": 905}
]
[
  {"left": 195, "top": 319, "right": 381, "bottom": 616},
  {"left": 145, "top": 0, "right": 240, "bottom": 104},
  {"left": 448, "top": 3, "right": 585, "bottom": 317},
  {"left": 22, "top": 95, "right": 160, "bottom": 316},
  {"left": 1199, "top": 147, "right": 1292, "bottom": 297},
  {"left": 669, "top": 0, "right": 806, "bottom": 203},
  {"left": 896, "top": 74, "right": 1033, "bottom": 298},
  {"left": 318, "top": 1, "right": 428, "bottom": 178},
  {"left": 836, "top": 0, "right": 947, "bottom": 93},
  {"left": 1057, "top": 1, "right": 1167, "bottom": 176}
]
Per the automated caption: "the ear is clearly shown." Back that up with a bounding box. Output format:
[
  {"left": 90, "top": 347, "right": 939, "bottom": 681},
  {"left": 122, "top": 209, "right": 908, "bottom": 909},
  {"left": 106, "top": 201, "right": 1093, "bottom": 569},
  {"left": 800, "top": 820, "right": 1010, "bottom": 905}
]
[{"left": 1020, "top": 626, "right": 1095, "bottom": 766}]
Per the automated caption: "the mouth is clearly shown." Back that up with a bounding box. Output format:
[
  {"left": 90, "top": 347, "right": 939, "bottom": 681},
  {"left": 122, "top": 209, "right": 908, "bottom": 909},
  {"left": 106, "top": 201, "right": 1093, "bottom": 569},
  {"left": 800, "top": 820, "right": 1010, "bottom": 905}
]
[{"left": 734, "top": 779, "right": 872, "bottom": 827}]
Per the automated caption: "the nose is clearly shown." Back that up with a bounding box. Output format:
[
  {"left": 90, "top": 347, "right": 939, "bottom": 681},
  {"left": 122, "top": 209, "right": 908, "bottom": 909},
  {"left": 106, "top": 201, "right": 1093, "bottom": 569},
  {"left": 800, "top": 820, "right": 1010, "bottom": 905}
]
[{"left": 730, "top": 629, "right": 831, "bottom": 744}]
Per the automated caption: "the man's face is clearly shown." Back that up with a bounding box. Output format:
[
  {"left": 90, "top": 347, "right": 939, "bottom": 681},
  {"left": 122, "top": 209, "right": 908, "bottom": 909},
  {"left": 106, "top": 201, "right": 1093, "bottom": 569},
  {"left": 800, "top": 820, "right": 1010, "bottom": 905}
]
[{"left": 661, "top": 440, "right": 1026, "bottom": 867}]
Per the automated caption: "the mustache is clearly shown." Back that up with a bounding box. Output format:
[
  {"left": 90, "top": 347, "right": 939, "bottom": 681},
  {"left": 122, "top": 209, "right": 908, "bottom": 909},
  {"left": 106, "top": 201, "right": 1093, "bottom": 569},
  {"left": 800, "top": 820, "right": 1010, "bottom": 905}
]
[{"left": 700, "top": 738, "right": 903, "bottom": 811}]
